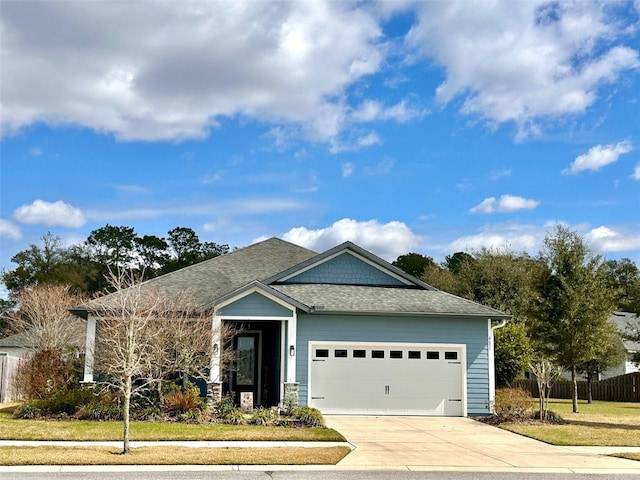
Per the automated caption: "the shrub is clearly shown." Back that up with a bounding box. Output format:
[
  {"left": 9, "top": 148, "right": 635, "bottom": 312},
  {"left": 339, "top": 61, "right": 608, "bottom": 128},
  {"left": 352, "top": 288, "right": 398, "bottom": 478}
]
[
  {"left": 214, "top": 395, "right": 236, "bottom": 416},
  {"left": 250, "top": 407, "right": 276, "bottom": 426},
  {"left": 13, "top": 349, "right": 79, "bottom": 400},
  {"left": 293, "top": 406, "right": 324, "bottom": 427},
  {"left": 221, "top": 406, "right": 246, "bottom": 425},
  {"left": 76, "top": 401, "right": 122, "bottom": 421},
  {"left": 13, "top": 402, "right": 42, "bottom": 419},
  {"left": 493, "top": 387, "right": 532, "bottom": 422},
  {"left": 532, "top": 409, "right": 564, "bottom": 424},
  {"left": 133, "top": 406, "right": 164, "bottom": 421},
  {"left": 39, "top": 387, "right": 95, "bottom": 415},
  {"left": 163, "top": 382, "right": 205, "bottom": 417}
]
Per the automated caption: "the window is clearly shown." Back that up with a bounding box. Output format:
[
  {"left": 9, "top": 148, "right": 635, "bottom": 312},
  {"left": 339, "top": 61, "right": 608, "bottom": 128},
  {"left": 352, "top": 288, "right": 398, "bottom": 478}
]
[
  {"left": 390, "top": 350, "right": 403, "bottom": 359},
  {"left": 426, "top": 351, "right": 439, "bottom": 360},
  {"left": 316, "top": 349, "right": 329, "bottom": 358},
  {"left": 372, "top": 350, "right": 385, "bottom": 359},
  {"left": 445, "top": 351, "right": 458, "bottom": 360},
  {"left": 353, "top": 349, "right": 366, "bottom": 358},
  {"left": 334, "top": 349, "right": 348, "bottom": 358},
  {"left": 408, "top": 351, "right": 421, "bottom": 359}
]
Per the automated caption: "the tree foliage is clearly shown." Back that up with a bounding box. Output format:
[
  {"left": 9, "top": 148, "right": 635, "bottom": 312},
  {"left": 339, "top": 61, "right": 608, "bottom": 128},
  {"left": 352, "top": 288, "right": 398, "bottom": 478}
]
[
  {"left": 528, "top": 226, "right": 616, "bottom": 413},
  {"left": 392, "top": 252, "right": 436, "bottom": 278},
  {"left": 1, "top": 225, "right": 230, "bottom": 298}
]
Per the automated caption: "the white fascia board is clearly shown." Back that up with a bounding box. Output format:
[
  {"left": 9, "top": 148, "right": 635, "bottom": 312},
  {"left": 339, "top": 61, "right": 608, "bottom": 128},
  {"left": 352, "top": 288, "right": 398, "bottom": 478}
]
[{"left": 213, "top": 284, "right": 298, "bottom": 315}]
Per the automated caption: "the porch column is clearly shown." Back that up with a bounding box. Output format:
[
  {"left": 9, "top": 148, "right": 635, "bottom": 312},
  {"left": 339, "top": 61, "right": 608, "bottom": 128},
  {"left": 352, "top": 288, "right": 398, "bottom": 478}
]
[
  {"left": 82, "top": 314, "right": 96, "bottom": 384},
  {"left": 284, "top": 314, "right": 299, "bottom": 409},
  {"left": 207, "top": 314, "right": 223, "bottom": 406},
  {"left": 286, "top": 314, "right": 297, "bottom": 383}
]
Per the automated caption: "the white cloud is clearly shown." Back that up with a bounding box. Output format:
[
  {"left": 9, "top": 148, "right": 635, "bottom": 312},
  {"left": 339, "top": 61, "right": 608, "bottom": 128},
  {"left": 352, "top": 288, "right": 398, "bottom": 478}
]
[
  {"left": 632, "top": 163, "right": 640, "bottom": 180},
  {"left": 363, "top": 158, "right": 394, "bottom": 176},
  {"left": 406, "top": 1, "right": 640, "bottom": 138},
  {"left": 13, "top": 200, "right": 86, "bottom": 228},
  {"left": 341, "top": 162, "right": 355, "bottom": 178},
  {"left": 0, "top": 219, "right": 21, "bottom": 240},
  {"left": 447, "top": 223, "right": 541, "bottom": 253},
  {"left": 351, "top": 99, "right": 427, "bottom": 123},
  {"left": 0, "top": 1, "right": 384, "bottom": 143},
  {"left": 585, "top": 225, "right": 640, "bottom": 252},
  {"left": 470, "top": 194, "right": 540, "bottom": 214},
  {"left": 282, "top": 218, "right": 422, "bottom": 261},
  {"left": 563, "top": 141, "right": 633, "bottom": 174},
  {"left": 358, "top": 132, "right": 382, "bottom": 147}
]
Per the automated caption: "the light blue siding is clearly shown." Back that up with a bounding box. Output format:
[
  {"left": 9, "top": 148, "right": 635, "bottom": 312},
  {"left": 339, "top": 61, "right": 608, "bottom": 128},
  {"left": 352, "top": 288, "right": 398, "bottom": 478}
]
[
  {"left": 296, "top": 313, "right": 490, "bottom": 416},
  {"left": 219, "top": 292, "right": 293, "bottom": 317},
  {"left": 285, "top": 253, "right": 406, "bottom": 286}
]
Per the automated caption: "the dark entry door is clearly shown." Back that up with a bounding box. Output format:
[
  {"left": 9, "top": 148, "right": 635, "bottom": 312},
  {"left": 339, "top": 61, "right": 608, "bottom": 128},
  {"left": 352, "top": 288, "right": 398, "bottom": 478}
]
[{"left": 234, "top": 333, "right": 259, "bottom": 405}]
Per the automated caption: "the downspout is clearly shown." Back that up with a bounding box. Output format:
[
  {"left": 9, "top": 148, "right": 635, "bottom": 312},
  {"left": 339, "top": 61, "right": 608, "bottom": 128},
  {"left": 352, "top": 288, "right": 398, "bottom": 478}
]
[{"left": 488, "top": 319, "right": 508, "bottom": 414}]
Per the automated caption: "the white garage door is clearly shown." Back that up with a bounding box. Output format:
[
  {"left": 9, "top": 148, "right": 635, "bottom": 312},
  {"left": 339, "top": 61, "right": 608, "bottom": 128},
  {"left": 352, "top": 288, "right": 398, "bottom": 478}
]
[{"left": 308, "top": 342, "right": 466, "bottom": 416}]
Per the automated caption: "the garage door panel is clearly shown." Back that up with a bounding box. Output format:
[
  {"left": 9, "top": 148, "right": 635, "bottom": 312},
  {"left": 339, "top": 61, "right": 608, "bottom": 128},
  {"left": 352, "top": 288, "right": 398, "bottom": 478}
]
[{"left": 309, "top": 342, "right": 465, "bottom": 416}]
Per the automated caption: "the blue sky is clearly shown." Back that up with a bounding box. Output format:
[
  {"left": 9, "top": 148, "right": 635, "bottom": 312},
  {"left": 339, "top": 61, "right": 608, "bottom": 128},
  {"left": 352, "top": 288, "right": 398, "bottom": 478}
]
[{"left": 1, "top": 0, "right": 640, "bottom": 286}]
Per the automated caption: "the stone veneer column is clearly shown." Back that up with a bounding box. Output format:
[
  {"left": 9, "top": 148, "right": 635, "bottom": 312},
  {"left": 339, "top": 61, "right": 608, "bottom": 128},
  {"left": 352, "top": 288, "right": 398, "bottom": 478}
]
[
  {"left": 283, "top": 382, "right": 299, "bottom": 410},
  {"left": 207, "top": 382, "right": 223, "bottom": 408}
]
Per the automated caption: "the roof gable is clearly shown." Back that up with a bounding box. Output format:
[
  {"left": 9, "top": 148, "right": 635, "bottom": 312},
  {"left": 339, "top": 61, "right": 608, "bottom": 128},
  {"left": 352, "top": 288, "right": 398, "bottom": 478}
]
[{"left": 267, "top": 241, "right": 435, "bottom": 290}]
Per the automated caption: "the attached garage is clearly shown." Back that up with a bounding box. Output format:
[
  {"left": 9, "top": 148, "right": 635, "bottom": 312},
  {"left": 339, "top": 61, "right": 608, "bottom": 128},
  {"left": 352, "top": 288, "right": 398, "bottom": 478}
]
[{"left": 308, "top": 341, "right": 466, "bottom": 416}]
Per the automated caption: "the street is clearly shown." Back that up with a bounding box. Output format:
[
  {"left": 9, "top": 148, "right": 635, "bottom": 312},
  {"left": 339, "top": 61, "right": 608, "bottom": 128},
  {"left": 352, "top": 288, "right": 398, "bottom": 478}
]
[{"left": 0, "top": 471, "right": 637, "bottom": 480}]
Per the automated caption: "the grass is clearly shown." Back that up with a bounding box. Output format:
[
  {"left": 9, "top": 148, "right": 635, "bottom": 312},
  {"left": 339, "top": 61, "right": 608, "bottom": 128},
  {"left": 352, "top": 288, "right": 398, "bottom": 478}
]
[
  {"left": 501, "top": 399, "right": 640, "bottom": 447},
  {"left": 0, "top": 404, "right": 345, "bottom": 442},
  {"left": 0, "top": 446, "right": 352, "bottom": 466}
]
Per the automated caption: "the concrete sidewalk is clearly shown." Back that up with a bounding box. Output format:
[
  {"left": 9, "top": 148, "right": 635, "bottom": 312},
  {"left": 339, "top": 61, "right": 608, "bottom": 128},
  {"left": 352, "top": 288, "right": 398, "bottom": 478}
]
[{"left": 324, "top": 415, "right": 640, "bottom": 474}]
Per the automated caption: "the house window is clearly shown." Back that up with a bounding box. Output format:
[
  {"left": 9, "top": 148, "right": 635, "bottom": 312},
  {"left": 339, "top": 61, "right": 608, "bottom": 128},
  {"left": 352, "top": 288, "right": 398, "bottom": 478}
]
[
  {"left": 372, "top": 350, "right": 385, "bottom": 359},
  {"left": 334, "top": 349, "right": 348, "bottom": 358},
  {"left": 408, "top": 351, "right": 421, "bottom": 359},
  {"left": 316, "top": 349, "right": 329, "bottom": 358},
  {"left": 353, "top": 349, "right": 366, "bottom": 358},
  {"left": 426, "top": 351, "right": 439, "bottom": 360},
  {"left": 445, "top": 351, "right": 458, "bottom": 360},
  {"left": 390, "top": 350, "right": 403, "bottom": 359}
]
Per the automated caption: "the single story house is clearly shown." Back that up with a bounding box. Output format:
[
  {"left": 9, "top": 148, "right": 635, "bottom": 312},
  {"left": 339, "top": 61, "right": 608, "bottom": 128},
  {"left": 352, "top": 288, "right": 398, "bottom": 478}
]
[{"left": 73, "top": 238, "right": 509, "bottom": 417}]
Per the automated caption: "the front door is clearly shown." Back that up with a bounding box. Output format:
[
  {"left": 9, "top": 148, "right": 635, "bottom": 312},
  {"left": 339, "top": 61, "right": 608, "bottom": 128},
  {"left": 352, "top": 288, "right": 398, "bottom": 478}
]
[{"left": 234, "top": 333, "right": 259, "bottom": 406}]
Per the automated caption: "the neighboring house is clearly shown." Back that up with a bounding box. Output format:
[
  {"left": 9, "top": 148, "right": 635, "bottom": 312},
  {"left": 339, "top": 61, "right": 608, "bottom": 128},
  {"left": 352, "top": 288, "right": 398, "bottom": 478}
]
[
  {"left": 73, "top": 238, "right": 509, "bottom": 417},
  {"left": 603, "top": 311, "right": 640, "bottom": 379},
  {"left": 0, "top": 332, "right": 29, "bottom": 403},
  {"left": 0, "top": 322, "right": 87, "bottom": 402}
]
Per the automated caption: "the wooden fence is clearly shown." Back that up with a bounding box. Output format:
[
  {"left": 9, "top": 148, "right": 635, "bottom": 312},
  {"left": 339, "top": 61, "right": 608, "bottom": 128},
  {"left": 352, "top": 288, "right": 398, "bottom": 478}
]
[{"left": 514, "top": 372, "right": 640, "bottom": 402}]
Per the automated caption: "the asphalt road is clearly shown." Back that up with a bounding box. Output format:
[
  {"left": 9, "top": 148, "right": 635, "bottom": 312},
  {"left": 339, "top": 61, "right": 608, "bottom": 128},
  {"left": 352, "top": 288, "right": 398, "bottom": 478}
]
[{"left": 0, "top": 471, "right": 636, "bottom": 480}]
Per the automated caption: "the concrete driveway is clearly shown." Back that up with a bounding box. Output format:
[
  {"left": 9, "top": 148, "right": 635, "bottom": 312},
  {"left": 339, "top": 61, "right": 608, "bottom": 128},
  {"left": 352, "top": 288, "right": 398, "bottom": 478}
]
[{"left": 325, "top": 415, "right": 640, "bottom": 473}]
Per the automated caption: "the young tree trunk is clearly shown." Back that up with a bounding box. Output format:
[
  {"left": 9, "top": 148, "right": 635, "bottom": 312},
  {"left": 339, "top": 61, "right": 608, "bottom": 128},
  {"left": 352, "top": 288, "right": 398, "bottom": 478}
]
[
  {"left": 122, "top": 375, "right": 132, "bottom": 454},
  {"left": 571, "top": 366, "right": 579, "bottom": 413},
  {"left": 587, "top": 372, "right": 593, "bottom": 404}
]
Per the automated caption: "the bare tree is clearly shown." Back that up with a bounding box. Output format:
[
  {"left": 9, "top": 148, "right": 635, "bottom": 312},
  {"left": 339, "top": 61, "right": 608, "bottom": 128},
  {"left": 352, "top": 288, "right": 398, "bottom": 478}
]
[
  {"left": 91, "top": 269, "right": 233, "bottom": 454},
  {"left": 92, "top": 269, "right": 165, "bottom": 454},
  {"left": 529, "top": 360, "right": 562, "bottom": 421},
  {"left": 145, "top": 306, "right": 236, "bottom": 408},
  {"left": 8, "top": 284, "right": 86, "bottom": 399},
  {"left": 9, "top": 283, "right": 86, "bottom": 352}
]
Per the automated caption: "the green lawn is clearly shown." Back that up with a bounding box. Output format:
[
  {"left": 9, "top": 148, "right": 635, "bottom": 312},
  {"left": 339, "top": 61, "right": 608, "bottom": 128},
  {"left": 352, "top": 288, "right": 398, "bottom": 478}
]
[
  {"left": 501, "top": 399, "right": 640, "bottom": 447},
  {"left": 0, "top": 404, "right": 345, "bottom": 442}
]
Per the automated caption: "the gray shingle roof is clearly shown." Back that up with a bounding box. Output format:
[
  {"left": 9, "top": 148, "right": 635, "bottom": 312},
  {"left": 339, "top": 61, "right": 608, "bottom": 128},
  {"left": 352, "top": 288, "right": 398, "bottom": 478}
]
[
  {"left": 75, "top": 238, "right": 318, "bottom": 312},
  {"left": 272, "top": 284, "right": 509, "bottom": 317},
  {"left": 610, "top": 311, "right": 640, "bottom": 352},
  {"left": 0, "top": 331, "right": 33, "bottom": 348}
]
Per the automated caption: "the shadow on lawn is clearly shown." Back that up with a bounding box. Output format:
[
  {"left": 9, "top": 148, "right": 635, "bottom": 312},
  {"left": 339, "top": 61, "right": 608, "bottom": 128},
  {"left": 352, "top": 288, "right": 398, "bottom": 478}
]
[{"left": 566, "top": 419, "right": 640, "bottom": 431}]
